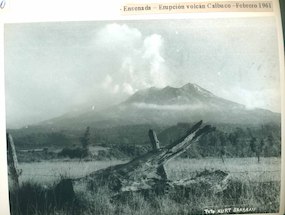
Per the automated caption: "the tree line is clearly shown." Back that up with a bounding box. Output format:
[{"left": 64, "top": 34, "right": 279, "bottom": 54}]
[
  {"left": 186, "top": 124, "right": 281, "bottom": 161},
  {"left": 10, "top": 123, "right": 281, "bottom": 161}
]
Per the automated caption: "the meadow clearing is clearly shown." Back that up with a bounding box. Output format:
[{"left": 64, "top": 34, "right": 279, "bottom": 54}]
[
  {"left": 19, "top": 157, "right": 281, "bottom": 185},
  {"left": 11, "top": 157, "right": 281, "bottom": 215}
]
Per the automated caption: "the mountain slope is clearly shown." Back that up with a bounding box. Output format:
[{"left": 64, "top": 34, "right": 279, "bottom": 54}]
[{"left": 42, "top": 83, "right": 280, "bottom": 128}]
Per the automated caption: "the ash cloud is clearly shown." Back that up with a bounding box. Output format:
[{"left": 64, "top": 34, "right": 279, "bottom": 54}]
[
  {"left": 96, "top": 24, "right": 170, "bottom": 97},
  {"left": 4, "top": 18, "right": 281, "bottom": 128}
]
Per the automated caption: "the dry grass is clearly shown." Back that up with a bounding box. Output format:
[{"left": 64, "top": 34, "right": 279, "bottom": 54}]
[
  {"left": 11, "top": 157, "right": 281, "bottom": 215},
  {"left": 166, "top": 157, "right": 281, "bottom": 182},
  {"left": 19, "top": 157, "right": 280, "bottom": 184},
  {"left": 19, "top": 160, "right": 127, "bottom": 185}
]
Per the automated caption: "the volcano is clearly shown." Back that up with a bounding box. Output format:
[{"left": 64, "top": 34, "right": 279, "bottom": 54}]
[{"left": 42, "top": 83, "right": 280, "bottom": 129}]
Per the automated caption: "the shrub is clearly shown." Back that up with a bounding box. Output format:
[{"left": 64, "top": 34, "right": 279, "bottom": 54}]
[
  {"left": 17, "top": 150, "right": 58, "bottom": 162},
  {"left": 9, "top": 180, "right": 78, "bottom": 215},
  {"left": 58, "top": 147, "right": 89, "bottom": 159},
  {"left": 112, "top": 144, "right": 149, "bottom": 158}
]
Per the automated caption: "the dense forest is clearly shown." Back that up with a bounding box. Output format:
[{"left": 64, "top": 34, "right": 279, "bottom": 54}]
[{"left": 8, "top": 122, "right": 281, "bottom": 161}]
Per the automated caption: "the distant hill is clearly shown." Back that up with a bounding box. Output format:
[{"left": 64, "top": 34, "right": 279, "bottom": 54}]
[{"left": 41, "top": 83, "right": 280, "bottom": 129}]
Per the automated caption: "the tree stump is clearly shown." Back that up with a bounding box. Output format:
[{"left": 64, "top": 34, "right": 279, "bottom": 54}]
[
  {"left": 148, "top": 129, "right": 167, "bottom": 180},
  {"left": 69, "top": 120, "right": 231, "bottom": 198}
]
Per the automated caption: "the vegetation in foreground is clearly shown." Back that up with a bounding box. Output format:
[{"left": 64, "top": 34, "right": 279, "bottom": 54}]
[
  {"left": 9, "top": 176, "right": 280, "bottom": 215},
  {"left": 8, "top": 122, "right": 282, "bottom": 214}
]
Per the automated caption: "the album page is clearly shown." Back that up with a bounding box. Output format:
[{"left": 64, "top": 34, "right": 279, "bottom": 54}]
[{"left": 0, "top": 0, "right": 284, "bottom": 214}]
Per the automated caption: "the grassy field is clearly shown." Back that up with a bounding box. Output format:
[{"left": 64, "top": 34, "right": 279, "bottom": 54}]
[
  {"left": 11, "top": 157, "right": 281, "bottom": 215},
  {"left": 19, "top": 160, "right": 127, "bottom": 185},
  {"left": 19, "top": 157, "right": 280, "bottom": 184}
]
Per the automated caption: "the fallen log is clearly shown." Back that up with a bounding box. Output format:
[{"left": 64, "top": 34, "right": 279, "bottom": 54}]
[
  {"left": 70, "top": 120, "right": 231, "bottom": 198},
  {"left": 5, "top": 121, "right": 232, "bottom": 208}
]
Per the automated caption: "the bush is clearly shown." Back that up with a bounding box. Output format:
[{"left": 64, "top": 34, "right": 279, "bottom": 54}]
[
  {"left": 112, "top": 144, "right": 149, "bottom": 158},
  {"left": 9, "top": 180, "right": 78, "bottom": 215},
  {"left": 93, "top": 144, "right": 150, "bottom": 160},
  {"left": 17, "top": 150, "right": 58, "bottom": 162},
  {"left": 58, "top": 147, "right": 89, "bottom": 159}
]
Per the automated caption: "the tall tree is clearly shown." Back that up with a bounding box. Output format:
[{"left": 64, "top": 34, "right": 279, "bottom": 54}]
[
  {"left": 257, "top": 139, "right": 265, "bottom": 163},
  {"left": 219, "top": 132, "right": 226, "bottom": 163},
  {"left": 249, "top": 137, "right": 258, "bottom": 162},
  {"left": 80, "top": 126, "right": 91, "bottom": 151}
]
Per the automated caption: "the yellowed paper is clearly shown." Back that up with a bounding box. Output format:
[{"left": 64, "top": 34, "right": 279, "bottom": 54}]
[{"left": 121, "top": 1, "right": 273, "bottom": 15}]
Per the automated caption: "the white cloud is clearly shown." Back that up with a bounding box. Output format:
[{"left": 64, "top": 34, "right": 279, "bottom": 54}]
[
  {"left": 221, "top": 87, "right": 281, "bottom": 112},
  {"left": 94, "top": 24, "right": 172, "bottom": 98},
  {"left": 112, "top": 84, "right": 120, "bottom": 94},
  {"left": 95, "top": 23, "right": 142, "bottom": 50},
  {"left": 143, "top": 34, "right": 164, "bottom": 61},
  {"left": 101, "top": 75, "right": 121, "bottom": 94},
  {"left": 102, "top": 74, "right": 113, "bottom": 89},
  {"left": 122, "top": 82, "right": 136, "bottom": 95},
  {"left": 142, "top": 34, "right": 169, "bottom": 88},
  {"left": 133, "top": 103, "right": 205, "bottom": 111}
]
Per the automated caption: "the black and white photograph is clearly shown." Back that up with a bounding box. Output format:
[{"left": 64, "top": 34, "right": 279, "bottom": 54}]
[{"left": 4, "top": 16, "right": 283, "bottom": 214}]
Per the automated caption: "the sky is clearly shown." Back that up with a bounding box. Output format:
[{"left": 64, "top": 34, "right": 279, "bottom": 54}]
[{"left": 4, "top": 17, "right": 281, "bottom": 128}]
